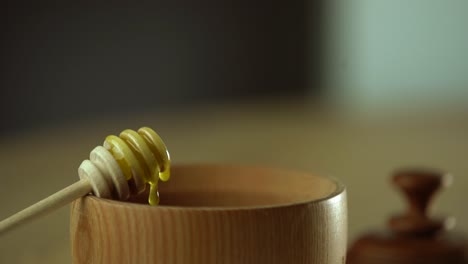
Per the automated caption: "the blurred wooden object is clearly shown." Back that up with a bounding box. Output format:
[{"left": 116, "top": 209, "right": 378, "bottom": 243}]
[
  {"left": 347, "top": 169, "right": 468, "bottom": 264},
  {"left": 70, "top": 164, "right": 347, "bottom": 264}
]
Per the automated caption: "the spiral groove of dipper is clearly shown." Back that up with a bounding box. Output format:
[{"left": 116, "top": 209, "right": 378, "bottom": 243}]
[{"left": 77, "top": 127, "right": 170, "bottom": 205}]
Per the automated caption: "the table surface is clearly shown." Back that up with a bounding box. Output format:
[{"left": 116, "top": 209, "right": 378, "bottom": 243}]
[{"left": 1, "top": 99, "right": 467, "bottom": 263}]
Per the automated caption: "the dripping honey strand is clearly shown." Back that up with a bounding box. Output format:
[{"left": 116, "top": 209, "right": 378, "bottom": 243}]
[
  {"left": 103, "top": 127, "right": 170, "bottom": 205},
  {"left": 138, "top": 127, "right": 171, "bottom": 182},
  {"left": 120, "top": 129, "right": 160, "bottom": 205}
]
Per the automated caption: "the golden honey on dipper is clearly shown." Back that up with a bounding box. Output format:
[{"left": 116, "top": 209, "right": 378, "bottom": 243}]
[{"left": 79, "top": 127, "right": 170, "bottom": 205}]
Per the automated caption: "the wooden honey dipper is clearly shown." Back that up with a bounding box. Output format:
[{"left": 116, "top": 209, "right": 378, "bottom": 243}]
[{"left": 0, "top": 127, "right": 170, "bottom": 235}]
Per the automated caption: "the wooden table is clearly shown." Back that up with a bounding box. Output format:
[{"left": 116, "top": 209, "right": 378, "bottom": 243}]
[{"left": 1, "top": 100, "right": 467, "bottom": 263}]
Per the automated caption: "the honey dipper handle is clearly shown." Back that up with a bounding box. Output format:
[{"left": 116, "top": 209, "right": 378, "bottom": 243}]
[{"left": 0, "top": 179, "right": 92, "bottom": 235}]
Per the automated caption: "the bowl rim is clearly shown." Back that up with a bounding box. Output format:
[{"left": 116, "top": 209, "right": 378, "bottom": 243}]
[{"left": 82, "top": 163, "right": 346, "bottom": 211}]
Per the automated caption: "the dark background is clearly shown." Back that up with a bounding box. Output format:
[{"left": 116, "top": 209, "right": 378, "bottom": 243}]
[{"left": 0, "top": 1, "right": 324, "bottom": 134}]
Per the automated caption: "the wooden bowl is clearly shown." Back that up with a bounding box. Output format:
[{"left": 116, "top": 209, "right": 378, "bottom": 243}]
[{"left": 70, "top": 164, "right": 347, "bottom": 264}]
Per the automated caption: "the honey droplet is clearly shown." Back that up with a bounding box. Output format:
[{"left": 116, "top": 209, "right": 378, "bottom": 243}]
[{"left": 148, "top": 182, "right": 159, "bottom": 205}]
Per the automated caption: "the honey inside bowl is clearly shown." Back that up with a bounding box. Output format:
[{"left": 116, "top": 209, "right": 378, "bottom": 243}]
[
  {"left": 126, "top": 164, "right": 339, "bottom": 207},
  {"left": 71, "top": 164, "right": 347, "bottom": 264}
]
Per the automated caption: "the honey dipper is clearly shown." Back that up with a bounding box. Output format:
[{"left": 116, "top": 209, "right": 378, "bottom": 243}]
[{"left": 0, "top": 127, "right": 170, "bottom": 235}]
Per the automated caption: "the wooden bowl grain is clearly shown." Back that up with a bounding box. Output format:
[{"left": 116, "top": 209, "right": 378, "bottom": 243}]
[{"left": 70, "top": 164, "right": 347, "bottom": 264}]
